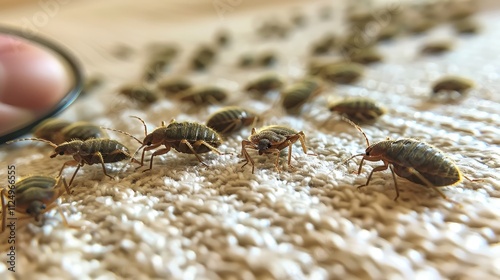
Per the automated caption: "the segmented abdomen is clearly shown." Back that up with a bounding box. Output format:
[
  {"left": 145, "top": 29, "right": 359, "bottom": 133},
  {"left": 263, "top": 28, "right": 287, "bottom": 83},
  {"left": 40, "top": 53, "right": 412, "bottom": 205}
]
[
  {"left": 166, "top": 122, "right": 222, "bottom": 153},
  {"left": 206, "top": 107, "right": 256, "bottom": 134},
  {"left": 61, "top": 122, "right": 109, "bottom": 142},
  {"left": 387, "top": 139, "right": 461, "bottom": 186},
  {"left": 15, "top": 176, "right": 58, "bottom": 206},
  {"left": 80, "top": 139, "right": 131, "bottom": 164}
]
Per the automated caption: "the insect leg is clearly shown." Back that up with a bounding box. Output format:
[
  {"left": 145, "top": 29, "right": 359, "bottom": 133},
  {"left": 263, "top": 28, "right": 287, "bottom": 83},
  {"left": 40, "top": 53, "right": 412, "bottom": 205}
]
[
  {"left": 389, "top": 165, "right": 400, "bottom": 201},
  {"left": 357, "top": 162, "right": 389, "bottom": 190},
  {"left": 140, "top": 144, "right": 162, "bottom": 169},
  {"left": 220, "top": 119, "right": 241, "bottom": 134},
  {"left": 145, "top": 146, "right": 172, "bottom": 172},
  {"left": 180, "top": 140, "right": 217, "bottom": 167},
  {"left": 240, "top": 141, "right": 256, "bottom": 173},
  {"left": 58, "top": 160, "right": 79, "bottom": 177},
  {"left": 60, "top": 177, "right": 71, "bottom": 195},
  {"left": 91, "top": 152, "right": 114, "bottom": 180},
  {"left": 67, "top": 162, "right": 83, "bottom": 187},
  {"left": 406, "top": 167, "right": 447, "bottom": 199}
]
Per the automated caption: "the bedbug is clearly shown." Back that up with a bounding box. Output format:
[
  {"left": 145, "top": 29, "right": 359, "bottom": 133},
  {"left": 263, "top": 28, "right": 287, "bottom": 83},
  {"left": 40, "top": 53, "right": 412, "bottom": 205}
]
[
  {"left": 420, "top": 40, "right": 453, "bottom": 55},
  {"left": 320, "top": 62, "right": 364, "bottom": 84},
  {"left": 245, "top": 74, "right": 284, "bottom": 95},
  {"left": 177, "top": 86, "right": 228, "bottom": 105},
  {"left": 310, "top": 33, "right": 336, "bottom": 55},
  {"left": 453, "top": 18, "right": 479, "bottom": 34},
  {"left": 191, "top": 45, "right": 217, "bottom": 71},
  {"left": 256, "top": 51, "right": 278, "bottom": 68},
  {"left": 33, "top": 119, "right": 109, "bottom": 144},
  {"left": 348, "top": 48, "right": 383, "bottom": 64},
  {"left": 206, "top": 106, "right": 259, "bottom": 134},
  {"left": 281, "top": 77, "right": 323, "bottom": 114},
  {"left": 127, "top": 117, "right": 223, "bottom": 171},
  {"left": 432, "top": 75, "right": 474, "bottom": 96},
  {"left": 256, "top": 20, "right": 290, "bottom": 39},
  {"left": 241, "top": 125, "right": 308, "bottom": 173},
  {"left": 1, "top": 175, "right": 71, "bottom": 232},
  {"left": 328, "top": 97, "right": 386, "bottom": 123},
  {"left": 80, "top": 74, "right": 104, "bottom": 96},
  {"left": 343, "top": 118, "right": 473, "bottom": 200},
  {"left": 33, "top": 118, "right": 72, "bottom": 143},
  {"left": 157, "top": 77, "right": 193, "bottom": 96},
  {"left": 119, "top": 84, "right": 159, "bottom": 105},
  {"left": 6, "top": 138, "right": 136, "bottom": 187},
  {"left": 238, "top": 53, "right": 255, "bottom": 68},
  {"left": 215, "top": 29, "right": 230, "bottom": 47}
]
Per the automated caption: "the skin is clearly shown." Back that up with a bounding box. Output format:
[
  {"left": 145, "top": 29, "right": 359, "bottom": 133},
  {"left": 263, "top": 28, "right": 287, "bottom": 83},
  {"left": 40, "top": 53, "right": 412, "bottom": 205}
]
[{"left": 0, "top": 35, "right": 71, "bottom": 134}]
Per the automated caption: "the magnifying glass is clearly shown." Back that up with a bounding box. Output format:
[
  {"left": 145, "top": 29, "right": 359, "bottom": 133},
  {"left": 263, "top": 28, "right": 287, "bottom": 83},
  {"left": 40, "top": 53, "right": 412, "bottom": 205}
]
[{"left": 0, "top": 25, "right": 83, "bottom": 144}]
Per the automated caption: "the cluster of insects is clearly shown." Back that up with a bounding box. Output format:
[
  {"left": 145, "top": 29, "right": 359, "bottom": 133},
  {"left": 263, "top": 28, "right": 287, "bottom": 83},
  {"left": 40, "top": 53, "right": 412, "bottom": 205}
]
[{"left": 1, "top": 0, "right": 482, "bottom": 231}]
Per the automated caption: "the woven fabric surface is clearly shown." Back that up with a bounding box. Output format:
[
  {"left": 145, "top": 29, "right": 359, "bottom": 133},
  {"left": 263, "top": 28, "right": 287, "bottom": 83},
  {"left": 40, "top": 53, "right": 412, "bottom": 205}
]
[{"left": 0, "top": 0, "right": 499, "bottom": 279}]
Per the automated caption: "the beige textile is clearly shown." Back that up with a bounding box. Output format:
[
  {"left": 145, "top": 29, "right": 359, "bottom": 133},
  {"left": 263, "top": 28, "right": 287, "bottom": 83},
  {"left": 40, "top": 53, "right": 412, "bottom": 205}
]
[{"left": 0, "top": 0, "right": 500, "bottom": 279}]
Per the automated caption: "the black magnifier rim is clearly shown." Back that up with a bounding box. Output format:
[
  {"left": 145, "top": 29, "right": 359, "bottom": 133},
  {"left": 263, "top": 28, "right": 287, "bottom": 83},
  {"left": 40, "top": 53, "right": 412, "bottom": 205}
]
[{"left": 0, "top": 25, "right": 83, "bottom": 144}]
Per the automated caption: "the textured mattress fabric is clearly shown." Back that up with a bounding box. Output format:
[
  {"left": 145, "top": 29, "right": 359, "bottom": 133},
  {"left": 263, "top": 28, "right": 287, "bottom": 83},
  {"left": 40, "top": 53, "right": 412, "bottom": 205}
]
[{"left": 0, "top": 0, "right": 500, "bottom": 279}]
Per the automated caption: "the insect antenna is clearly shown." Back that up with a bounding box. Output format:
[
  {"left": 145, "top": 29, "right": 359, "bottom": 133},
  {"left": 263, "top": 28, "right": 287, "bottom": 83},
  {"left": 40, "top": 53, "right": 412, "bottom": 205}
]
[
  {"left": 130, "top": 116, "right": 148, "bottom": 137},
  {"left": 6, "top": 138, "right": 58, "bottom": 148},
  {"left": 341, "top": 117, "right": 370, "bottom": 147},
  {"left": 100, "top": 127, "right": 143, "bottom": 144}
]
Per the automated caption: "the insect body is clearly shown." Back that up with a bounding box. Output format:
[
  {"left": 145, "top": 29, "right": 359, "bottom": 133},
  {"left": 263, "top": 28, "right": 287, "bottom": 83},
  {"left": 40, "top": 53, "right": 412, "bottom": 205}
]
[
  {"left": 281, "top": 77, "right": 323, "bottom": 114},
  {"left": 245, "top": 74, "right": 284, "bottom": 95},
  {"left": 191, "top": 45, "right": 217, "bottom": 71},
  {"left": 1, "top": 175, "right": 70, "bottom": 232},
  {"left": 241, "top": 125, "right": 308, "bottom": 173},
  {"left": 206, "top": 107, "right": 258, "bottom": 134},
  {"left": 33, "top": 119, "right": 109, "bottom": 144},
  {"left": 130, "top": 117, "right": 223, "bottom": 171},
  {"left": 7, "top": 138, "right": 135, "bottom": 186},
  {"left": 329, "top": 97, "right": 386, "bottom": 123},
  {"left": 319, "top": 62, "right": 364, "bottom": 84},
  {"left": 33, "top": 119, "right": 72, "bottom": 143},
  {"left": 157, "top": 78, "right": 193, "bottom": 96},
  {"left": 420, "top": 40, "right": 453, "bottom": 55},
  {"left": 119, "top": 84, "right": 159, "bottom": 105},
  {"left": 432, "top": 75, "right": 474, "bottom": 96},
  {"left": 344, "top": 119, "right": 468, "bottom": 200},
  {"left": 178, "top": 86, "right": 228, "bottom": 105},
  {"left": 143, "top": 43, "right": 179, "bottom": 81}
]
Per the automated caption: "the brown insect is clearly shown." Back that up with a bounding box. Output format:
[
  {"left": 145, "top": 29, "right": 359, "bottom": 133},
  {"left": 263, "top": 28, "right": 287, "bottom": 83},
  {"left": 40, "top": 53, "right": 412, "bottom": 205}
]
[
  {"left": 6, "top": 138, "right": 136, "bottom": 187},
  {"left": 256, "top": 20, "right": 290, "bottom": 39},
  {"left": 191, "top": 45, "right": 217, "bottom": 71},
  {"left": 215, "top": 29, "right": 230, "bottom": 47},
  {"left": 245, "top": 74, "right": 284, "bottom": 95},
  {"left": 453, "top": 18, "right": 480, "bottom": 34},
  {"left": 237, "top": 53, "right": 255, "bottom": 68},
  {"left": 119, "top": 84, "right": 159, "bottom": 105},
  {"left": 241, "top": 125, "right": 308, "bottom": 173},
  {"left": 348, "top": 48, "right": 383, "bottom": 64},
  {"left": 281, "top": 77, "right": 323, "bottom": 114},
  {"left": 1, "top": 175, "right": 70, "bottom": 232},
  {"left": 420, "top": 40, "right": 453, "bottom": 55},
  {"left": 33, "top": 118, "right": 72, "bottom": 143},
  {"left": 142, "top": 44, "right": 178, "bottom": 82},
  {"left": 256, "top": 51, "right": 278, "bottom": 68},
  {"left": 206, "top": 106, "right": 259, "bottom": 134},
  {"left": 310, "top": 33, "right": 336, "bottom": 55},
  {"left": 328, "top": 97, "right": 386, "bottom": 123},
  {"left": 320, "top": 62, "right": 364, "bottom": 84},
  {"left": 432, "top": 75, "right": 474, "bottom": 96},
  {"left": 33, "top": 119, "right": 109, "bottom": 145},
  {"left": 80, "top": 74, "right": 104, "bottom": 96},
  {"left": 177, "top": 86, "right": 228, "bottom": 105},
  {"left": 343, "top": 118, "right": 474, "bottom": 200},
  {"left": 157, "top": 77, "right": 193, "bottom": 96},
  {"left": 128, "top": 117, "right": 223, "bottom": 171}
]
